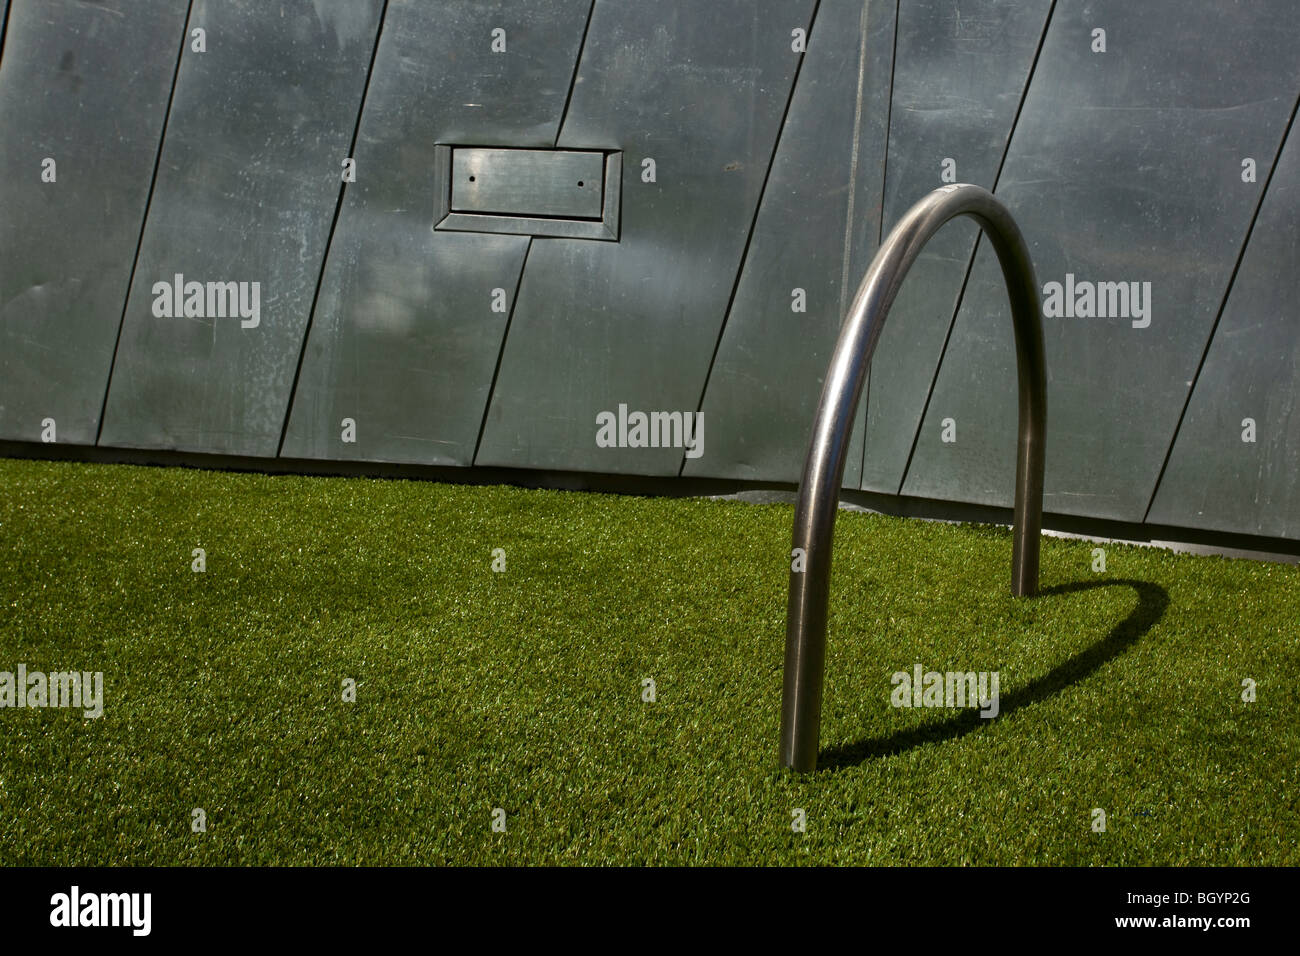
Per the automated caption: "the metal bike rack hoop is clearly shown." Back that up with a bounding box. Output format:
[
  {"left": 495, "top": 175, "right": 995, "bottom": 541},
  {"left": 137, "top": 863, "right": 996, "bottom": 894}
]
[{"left": 779, "top": 183, "right": 1048, "bottom": 773}]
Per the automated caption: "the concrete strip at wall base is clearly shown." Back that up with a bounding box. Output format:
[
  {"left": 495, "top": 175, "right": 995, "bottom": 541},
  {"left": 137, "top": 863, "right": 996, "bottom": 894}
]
[{"left": 281, "top": 0, "right": 593, "bottom": 467}]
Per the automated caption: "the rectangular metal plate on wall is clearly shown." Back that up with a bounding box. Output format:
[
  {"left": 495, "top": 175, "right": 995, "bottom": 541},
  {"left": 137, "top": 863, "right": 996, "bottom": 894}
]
[
  {"left": 474, "top": 0, "right": 808, "bottom": 476},
  {"left": 452, "top": 147, "right": 604, "bottom": 217},
  {"left": 280, "top": 0, "right": 594, "bottom": 469},
  {"left": 434, "top": 145, "right": 621, "bottom": 240}
]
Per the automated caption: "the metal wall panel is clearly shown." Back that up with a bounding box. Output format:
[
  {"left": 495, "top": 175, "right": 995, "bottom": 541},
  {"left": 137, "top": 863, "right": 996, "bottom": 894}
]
[
  {"left": 98, "top": 0, "right": 383, "bottom": 456},
  {"left": 859, "top": 0, "right": 1050, "bottom": 493},
  {"left": 902, "top": 0, "right": 1300, "bottom": 520},
  {"left": 0, "top": 0, "right": 186, "bottom": 445},
  {"left": 474, "top": 0, "right": 813, "bottom": 475},
  {"left": 1147, "top": 118, "right": 1300, "bottom": 537},
  {"left": 683, "top": 0, "right": 895, "bottom": 487},
  {"left": 281, "top": 0, "right": 592, "bottom": 466}
]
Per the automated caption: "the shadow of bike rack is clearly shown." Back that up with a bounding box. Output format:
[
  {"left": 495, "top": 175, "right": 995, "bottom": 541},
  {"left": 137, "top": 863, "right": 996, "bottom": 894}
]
[{"left": 779, "top": 183, "right": 1048, "bottom": 773}]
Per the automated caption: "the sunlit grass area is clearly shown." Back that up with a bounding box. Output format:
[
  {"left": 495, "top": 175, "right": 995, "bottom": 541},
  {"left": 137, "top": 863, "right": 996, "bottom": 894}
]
[{"left": 0, "top": 456, "right": 1295, "bottom": 865}]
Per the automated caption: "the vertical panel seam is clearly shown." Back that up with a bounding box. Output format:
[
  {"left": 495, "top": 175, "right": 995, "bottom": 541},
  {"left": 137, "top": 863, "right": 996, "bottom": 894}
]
[
  {"left": 676, "top": 0, "right": 822, "bottom": 477},
  {"left": 856, "top": 0, "right": 898, "bottom": 488},
  {"left": 840, "top": 1, "right": 875, "bottom": 318},
  {"left": 871, "top": 0, "right": 900, "bottom": 250},
  {"left": 0, "top": 1, "right": 13, "bottom": 70},
  {"left": 276, "top": 0, "right": 390, "bottom": 457},
  {"left": 1141, "top": 88, "right": 1300, "bottom": 524},
  {"left": 554, "top": 0, "right": 597, "bottom": 147},
  {"left": 95, "top": 0, "right": 195, "bottom": 446},
  {"left": 894, "top": 0, "right": 1057, "bottom": 496},
  {"left": 472, "top": 237, "right": 533, "bottom": 464},
  {"left": 474, "top": 1, "right": 597, "bottom": 463}
]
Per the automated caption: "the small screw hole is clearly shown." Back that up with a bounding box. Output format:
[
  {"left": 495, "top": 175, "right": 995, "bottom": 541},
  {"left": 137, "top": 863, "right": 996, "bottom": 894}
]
[
  {"left": 469, "top": 175, "right": 476, "bottom": 182},
  {"left": 577, "top": 181, "right": 584, "bottom": 187}
]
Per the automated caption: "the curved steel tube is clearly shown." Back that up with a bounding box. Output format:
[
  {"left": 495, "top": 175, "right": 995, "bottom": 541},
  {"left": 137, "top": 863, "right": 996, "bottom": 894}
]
[{"left": 779, "top": 184, "right": 1047, "bottom": 772}]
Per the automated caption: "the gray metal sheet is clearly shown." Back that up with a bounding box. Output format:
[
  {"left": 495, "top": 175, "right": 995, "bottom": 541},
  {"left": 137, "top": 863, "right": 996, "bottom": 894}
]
[
  {"left": 0, "top": 0, "right": 186, "bottom": 445},
  {"left": 280, "top": 0, "right": 592, "bottom": 466},
  {"left": 902, "top": 0, "right": 1300, "bottom": 520},
  {"left": 1146, "top": 119, "right": 1300, "bottom": 537},
  {"left": 98, "top": 0, "right": 383, "bottom": 456},
  {"left": 683, "top": 0, "right": 895, "bottom": 487},
  {"left": 475, "top": 0, "right": 814, "bottom": 475},
  {"left": 859, "top": 0, "right": 1051, "bottom": 494},
  {"left": 437, "top": 147, "right": 621, "bottom": 241},
  {"left": 451, "top": 148, "right": 604, "bottom": 219}
]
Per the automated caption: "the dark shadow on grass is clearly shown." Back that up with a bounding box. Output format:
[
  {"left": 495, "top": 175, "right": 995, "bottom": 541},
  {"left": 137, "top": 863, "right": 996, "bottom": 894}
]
[{"left": 817, "top": 578, "right": 1169, "bottom": 771}]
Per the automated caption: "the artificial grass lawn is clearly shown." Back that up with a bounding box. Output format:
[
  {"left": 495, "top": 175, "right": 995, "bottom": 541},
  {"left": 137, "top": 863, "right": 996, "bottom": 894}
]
[{"left": 0, "top": 456, "right": 1295, "bottom": 866}]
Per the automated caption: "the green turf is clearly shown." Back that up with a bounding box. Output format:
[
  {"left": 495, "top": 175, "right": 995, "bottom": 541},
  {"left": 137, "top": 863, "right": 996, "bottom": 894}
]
[{"left": 0, "top": 456, "right": 1295, "bottom": 865}]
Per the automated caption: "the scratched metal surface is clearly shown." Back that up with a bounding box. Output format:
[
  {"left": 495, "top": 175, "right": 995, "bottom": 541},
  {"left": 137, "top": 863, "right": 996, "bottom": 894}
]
[
  {"left": 280, "top": 0, "right": 590, "bottom": 466},
  {"left": 903, "top": 0, "right": 1300, "bottom": 522},
  {"left": 858, "top": 0, "right": 1051, "bottom": 494},
  {"left": 1147, "top": 119, "right": 1300, "bottom": 537},
  {"left": 474, "top": 0, "right": 812, "bottom": 475},
  {"left": 0, "top": 0, "right": 187, "bottom": 445},
  {"left": 99, "top": 0, "right": 383, "bottom": 456},
  {"left": 684, "top": 0, "right": 895, "bottom": 488}
]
